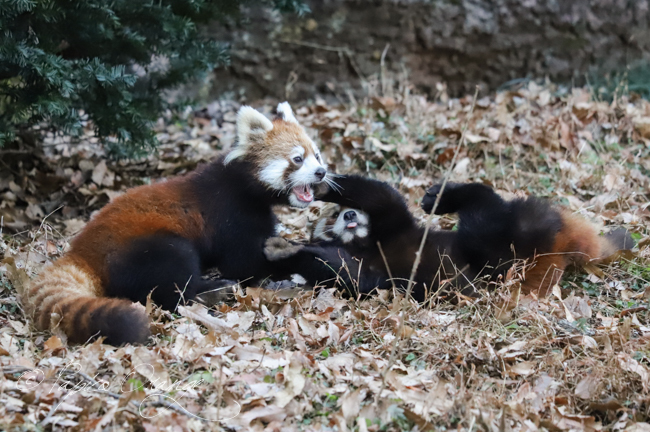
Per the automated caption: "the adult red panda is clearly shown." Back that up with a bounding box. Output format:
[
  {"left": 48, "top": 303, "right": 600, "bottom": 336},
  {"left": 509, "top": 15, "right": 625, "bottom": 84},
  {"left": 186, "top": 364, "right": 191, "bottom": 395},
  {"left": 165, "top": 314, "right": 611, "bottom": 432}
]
[
  {"left": 265, "top": 176, "right": 633, "bottom": 300},
  {"left": 24, "top": 102, "right": 331, "bottom": 345}
]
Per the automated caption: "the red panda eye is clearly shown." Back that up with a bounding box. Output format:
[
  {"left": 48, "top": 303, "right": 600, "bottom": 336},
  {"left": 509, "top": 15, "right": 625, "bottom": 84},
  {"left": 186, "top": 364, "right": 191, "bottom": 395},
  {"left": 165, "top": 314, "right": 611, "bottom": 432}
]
[
  {"left": 293, "top": 156, "right": 303, "bottom": 164},
  {"left": 332, "top": 212, "right": 340, "bottom": 218}
]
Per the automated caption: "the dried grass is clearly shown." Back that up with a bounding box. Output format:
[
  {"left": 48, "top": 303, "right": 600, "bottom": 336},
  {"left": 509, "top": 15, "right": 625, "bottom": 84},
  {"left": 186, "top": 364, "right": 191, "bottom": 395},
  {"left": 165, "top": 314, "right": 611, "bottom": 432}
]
[{"left": 0, "top": 75, "right": 649, "bottom": 431}]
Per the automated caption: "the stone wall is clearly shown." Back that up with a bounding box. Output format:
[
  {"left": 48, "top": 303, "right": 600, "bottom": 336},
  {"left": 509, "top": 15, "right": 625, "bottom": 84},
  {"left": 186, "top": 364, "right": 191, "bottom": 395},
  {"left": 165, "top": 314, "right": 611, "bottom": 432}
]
[{"left": 208, "top": 0, "right": 650, "bottom": 100}]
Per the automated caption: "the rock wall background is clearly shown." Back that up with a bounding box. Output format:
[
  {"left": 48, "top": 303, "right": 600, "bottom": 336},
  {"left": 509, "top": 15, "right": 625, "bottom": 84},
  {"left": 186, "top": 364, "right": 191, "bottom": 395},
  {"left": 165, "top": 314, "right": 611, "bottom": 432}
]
[{"left": 208, "top": 0, "right": 650, "bottom": 100}]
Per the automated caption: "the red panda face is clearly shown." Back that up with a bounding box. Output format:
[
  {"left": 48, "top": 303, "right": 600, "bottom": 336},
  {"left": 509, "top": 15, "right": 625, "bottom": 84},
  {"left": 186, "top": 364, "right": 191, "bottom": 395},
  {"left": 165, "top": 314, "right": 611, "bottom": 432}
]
[
  {"left": 226, "top": 103, "right": 328, "bottom": 208},
  {"left": 312, "top": 203, "right": 370, "bottom": 243}
]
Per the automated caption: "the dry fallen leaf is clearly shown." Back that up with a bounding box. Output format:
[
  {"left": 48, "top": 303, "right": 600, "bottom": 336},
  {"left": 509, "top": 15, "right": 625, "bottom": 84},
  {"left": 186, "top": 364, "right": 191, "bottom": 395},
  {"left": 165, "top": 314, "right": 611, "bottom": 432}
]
[
  {"left": 509, "top": 361, "right": 536, "bottom": 376},
  {"left": 43, "top": 335, "right": 63, "bottom": 352},
  {"left": 626, "top": 423, "right": 650, "bottom": 432},
  {"left": 274, "top": 354, "right": 307, "bottom": 408},
  {"left": 1, "top": 80, "right": 649, "bottom": 430},
  {"left": 618, "top": 354, "right": 650, "bottom": 390},
  {"left": 131, "top": 346, "right": 172, "bottom": 390},
  {"left": 575, "top": 375, "right": 600, "bottom": 399}
]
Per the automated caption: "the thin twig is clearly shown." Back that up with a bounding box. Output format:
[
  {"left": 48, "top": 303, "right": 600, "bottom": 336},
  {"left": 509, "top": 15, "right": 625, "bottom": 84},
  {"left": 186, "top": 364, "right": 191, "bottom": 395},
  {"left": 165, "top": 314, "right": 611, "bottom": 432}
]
[
  {"left": 377, "top": 241, "right": 396, "bottom": 292},
  {"left": 431, "top": 263, "right": 471, "bottom": 305},
  {"left": 0, "top": 149, "right": 33, "bottom": 155},
  {"left": 279, "top": 39, "right": 366, "bottom": 82},
  {"left": 279, "top": 39, "right": 352, "bottom": 54},
  {"left": 2, "top": 365, "right": 36, "bottom": 377},
  {"left": 132, "top": 397, "right": 208, "bottom": 422},
  {"left": 406, "top": 86, "right": 479, "bottom": 301},
  {"left": 11, "top": 365, "right": 216, "bottom": 421},
  {"left": 216, "top": 359, "right": 224, "bottom": 424},
  {"left": 380, "top": 43, "right": 390, "bottom": 95},
  {"left": 58, "top": 368, "right": 122, "bottom": 399},
  {"left": 376, "top": 86, "right": 480, "bottom": 401}
]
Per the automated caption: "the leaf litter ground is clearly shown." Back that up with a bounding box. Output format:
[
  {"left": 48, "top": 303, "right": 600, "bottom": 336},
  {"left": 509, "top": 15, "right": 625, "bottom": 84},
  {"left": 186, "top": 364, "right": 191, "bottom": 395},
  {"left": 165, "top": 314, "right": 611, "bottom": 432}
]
[{"left": 1, "top": 80, "right": 650, "bottom": 431}]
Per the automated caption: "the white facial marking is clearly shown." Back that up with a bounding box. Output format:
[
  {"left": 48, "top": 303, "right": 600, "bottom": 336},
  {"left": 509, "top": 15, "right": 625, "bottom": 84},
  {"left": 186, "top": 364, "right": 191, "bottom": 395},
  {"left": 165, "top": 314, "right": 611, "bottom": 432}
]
[
  {"left": 311, "top": 204, "right": 340, "bottom": 241},
  {"left": 331, "top": 208, "right": 370, "bottom": 243},
  {"left": 313, "top": 217, "right": 332, "bottom": 241},
  {"left": 288, "top": 192, "right": 310, "bottom": 209},
  {"left": 277, "top": 102, "right": 299, "bottom": 124},
  {"left": 290, "top": 146, "right": 305, "bottom": 160},
  {"left": 290, "top": 154, "right": 324, "bottom": 185},
  {"left": 311, "top": 137, "right": 326, "bottom": 165},
  {"left": 259, "top": 159, "right": 289, "bottom": 190}
]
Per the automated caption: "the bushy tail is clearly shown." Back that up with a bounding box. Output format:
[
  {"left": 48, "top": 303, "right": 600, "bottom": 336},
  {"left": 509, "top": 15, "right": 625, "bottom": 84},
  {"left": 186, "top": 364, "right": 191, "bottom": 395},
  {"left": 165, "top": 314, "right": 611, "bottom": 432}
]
[
  {"left": 24, "top": 258, "right": 150, "bottom": 345},
  {"left": 555, "top": 211, "right": 634, "bottom": 266},
  {"left": 597, "top": 228, "right": 635, "bottom": 262},
  {"left": 522, "top": 211, "right": 634, "bottom": 296}
]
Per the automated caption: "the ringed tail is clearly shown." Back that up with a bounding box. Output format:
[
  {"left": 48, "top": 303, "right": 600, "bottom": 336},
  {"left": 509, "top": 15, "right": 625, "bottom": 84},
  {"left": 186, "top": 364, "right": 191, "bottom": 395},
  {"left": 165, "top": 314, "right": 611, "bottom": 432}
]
[{"left": 24, "top": 257, "right": 150, "bottom": 345}]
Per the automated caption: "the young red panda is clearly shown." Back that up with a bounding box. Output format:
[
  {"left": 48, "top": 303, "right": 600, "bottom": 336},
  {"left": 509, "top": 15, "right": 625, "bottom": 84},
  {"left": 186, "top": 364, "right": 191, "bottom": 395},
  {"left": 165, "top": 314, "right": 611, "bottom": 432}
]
[
  {"left": 420, "top": 182, "right": 633, "bottom": 296},
  {"left": 265, "top": 176, "right": 633, "bottom": 300},
  {"left": 24, "top": 102, "right": 331, "bottom": 345}
]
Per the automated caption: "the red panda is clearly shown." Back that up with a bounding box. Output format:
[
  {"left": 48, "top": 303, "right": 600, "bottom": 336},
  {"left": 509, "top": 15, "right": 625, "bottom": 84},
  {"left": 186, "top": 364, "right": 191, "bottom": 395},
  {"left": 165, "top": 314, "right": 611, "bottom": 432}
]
[
  {"left": 264, "top": 177, "right": 633, "bottom": 300},
  {"left": 420, "top": 181, "right": 633, "bottom": 297},
  {"left": 23, "top": 102, "right": 330, "bottom": 345}
]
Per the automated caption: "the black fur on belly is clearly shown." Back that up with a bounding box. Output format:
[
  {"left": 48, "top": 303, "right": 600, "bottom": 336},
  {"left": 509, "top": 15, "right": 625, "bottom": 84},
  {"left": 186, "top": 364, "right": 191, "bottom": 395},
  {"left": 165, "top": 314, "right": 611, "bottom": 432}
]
[{"left": 266, "top": 176, "right": 568, "bottom": 302}]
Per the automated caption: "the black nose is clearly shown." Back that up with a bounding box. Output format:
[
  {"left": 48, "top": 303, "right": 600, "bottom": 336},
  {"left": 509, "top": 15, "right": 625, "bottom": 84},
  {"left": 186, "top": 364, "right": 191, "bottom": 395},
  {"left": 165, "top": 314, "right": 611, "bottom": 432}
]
[
  {"left": 314, "top": 168, "right": 326, "bottom": 181},
  {"left": 343, "top": 211, "right": 357, "bottom": 222}
]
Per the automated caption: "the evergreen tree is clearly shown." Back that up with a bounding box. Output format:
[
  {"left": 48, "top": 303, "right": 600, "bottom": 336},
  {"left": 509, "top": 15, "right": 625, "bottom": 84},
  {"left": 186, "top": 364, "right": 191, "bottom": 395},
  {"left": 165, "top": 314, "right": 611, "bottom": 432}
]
[{"left": 0, "top": 0, "right": 308, "bottom": 157}]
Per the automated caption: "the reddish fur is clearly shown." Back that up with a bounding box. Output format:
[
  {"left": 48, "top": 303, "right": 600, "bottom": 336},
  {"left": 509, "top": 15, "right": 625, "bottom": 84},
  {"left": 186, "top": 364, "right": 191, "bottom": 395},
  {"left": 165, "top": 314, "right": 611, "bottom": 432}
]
[
  {"left": 521, "top": 210, "right": 607, "bottom": 296},
  {"left": 68, "top": 177, "right": 204, "bottom": 285},
  {"left": 55, "top": 297, "right": 149, "bottom": 344},
  {"left": 25, "top": 176, "right": 204, "bottom": 344},
  {"left": 25, "top": 110, "right": 319, "bottom": 345},
  {"left": 29, "top": 256, "right": 98, "bottom": 330},
  {"left": 247, "top": 119, "right": 319, "bottom": 185}
]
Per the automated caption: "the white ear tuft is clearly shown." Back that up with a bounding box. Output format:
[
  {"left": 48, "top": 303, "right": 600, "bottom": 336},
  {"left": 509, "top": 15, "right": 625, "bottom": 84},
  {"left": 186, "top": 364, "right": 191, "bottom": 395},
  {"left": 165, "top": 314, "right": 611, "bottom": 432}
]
[
  {"left": 237, "top": 106, "right": 273, "bottom": 144},
  {"left": 226, "top": 106, "right": 273, "bottom": 164},
  {"left": 276, "top": 102, "right": 299, "bottom": 124}
]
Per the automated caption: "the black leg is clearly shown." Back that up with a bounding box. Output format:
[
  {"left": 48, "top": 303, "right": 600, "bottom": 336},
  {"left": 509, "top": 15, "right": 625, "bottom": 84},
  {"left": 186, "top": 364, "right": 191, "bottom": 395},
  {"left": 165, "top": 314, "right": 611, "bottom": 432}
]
[
  {"left": 421, "top": 182, "right": 517, "bottom": 282},
  {"left": 106, "top": 233, "right": 205, "bottom": 311},
  {"left": 450, "top": 192, "right": 562, "bottom": 282},
  {"left": 195, "top": 278, "right": 238, "bottom": 306},
  {"left": 421, "top": 182, "right": 504, "bottom": 215},
  {"left": 264, "top": 237, "right": 376, "bottom": 295}
]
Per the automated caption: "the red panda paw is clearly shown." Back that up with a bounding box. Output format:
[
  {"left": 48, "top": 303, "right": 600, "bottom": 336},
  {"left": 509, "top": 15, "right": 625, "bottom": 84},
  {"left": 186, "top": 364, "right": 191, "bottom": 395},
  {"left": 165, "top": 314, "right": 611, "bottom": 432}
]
[
  {"left": 264, "top": 237, "right": 304, "bottom": 261},
  {"left": 313, "top": 181, "right": 331, "bottom": 199},
  {"left": 195, "top": 279, "right": 238, "bottom": 306}
]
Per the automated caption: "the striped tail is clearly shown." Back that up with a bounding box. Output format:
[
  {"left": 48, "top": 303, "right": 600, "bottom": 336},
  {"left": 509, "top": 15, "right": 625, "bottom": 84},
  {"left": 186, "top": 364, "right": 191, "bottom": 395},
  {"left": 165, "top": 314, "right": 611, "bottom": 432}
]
[{"left": 24, "top": 258, "right": 150, "bottom": 345}]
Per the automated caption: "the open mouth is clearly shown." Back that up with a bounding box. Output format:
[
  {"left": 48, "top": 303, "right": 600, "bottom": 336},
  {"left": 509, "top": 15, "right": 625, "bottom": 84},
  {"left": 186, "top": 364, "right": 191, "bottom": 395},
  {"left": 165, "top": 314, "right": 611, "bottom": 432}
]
[
  {"left": 345, "top": 222, "right": 358, "bottom": 230},
  {"left": 291, "top": 184, "right": 313, "bottom": 203}
]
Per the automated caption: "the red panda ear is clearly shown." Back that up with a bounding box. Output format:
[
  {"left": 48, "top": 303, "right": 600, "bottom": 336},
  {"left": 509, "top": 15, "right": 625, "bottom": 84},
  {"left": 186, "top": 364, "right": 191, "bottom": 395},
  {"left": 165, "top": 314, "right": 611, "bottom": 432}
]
[
  {"left": 276, "top": 102, "right": 299, "bottom": 124},
  {"left": 226, "top": 106, "right": 274, "bottom": 163}
]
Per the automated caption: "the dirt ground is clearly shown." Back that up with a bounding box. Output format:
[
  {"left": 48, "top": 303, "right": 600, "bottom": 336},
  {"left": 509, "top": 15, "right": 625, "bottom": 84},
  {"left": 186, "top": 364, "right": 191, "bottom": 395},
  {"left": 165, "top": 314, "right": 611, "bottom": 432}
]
[{"left": 1, "top": 78, "right": 650, "bottom": 431}]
